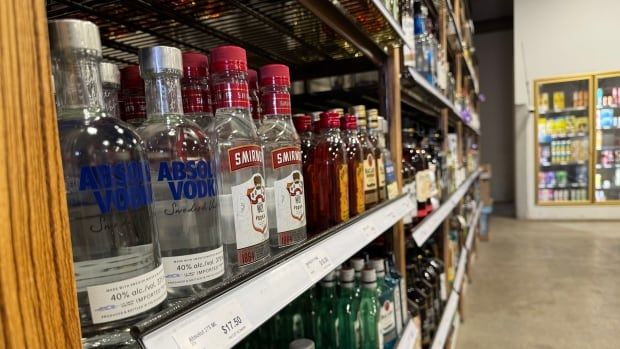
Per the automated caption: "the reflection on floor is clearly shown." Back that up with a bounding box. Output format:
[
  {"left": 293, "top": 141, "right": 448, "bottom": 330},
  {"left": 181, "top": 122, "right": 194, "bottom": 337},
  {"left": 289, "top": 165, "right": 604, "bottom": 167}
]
[{"left": 457, "top": 216, "right": 620, "bottom": 349}]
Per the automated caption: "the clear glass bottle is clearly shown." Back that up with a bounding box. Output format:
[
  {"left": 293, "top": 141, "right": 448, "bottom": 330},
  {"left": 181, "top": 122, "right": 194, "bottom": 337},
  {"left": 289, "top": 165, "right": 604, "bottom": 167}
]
[
  {"left": 258, "top": 64, "right": 307, "bottom": 248},
  {"left": 100, "top": 62, "right": 120, "bottom": 119},
  {"left": 336, "top": 267, "right": 359, "bottom": 349},
  {"left": 379, "top": 117, "right": 400, "bottom": 199},
  {"left": 350, "top": 105, "right": 379, "bottom": 209},
  {"left": 414, "top": 2, "right": 432, "bottom": 84},
  {"left": 367, "top": 109, "right": 386, "bottom": 203},
  {"left": 211, "top": 45, "right": 270, "bottom": 268},
  {"left": 386, "top": 251, "right": 409, "bottom": 328},
  {"left": 359, "top": 268, "right": 381, "bottom": 349},
  {"left": 341, "top": 113, "right": 366, "bottom": 217},
  {"left": 313, "top": 111, "right": 349, "bottom": 230},
  {"left": 248, "top": 68, "right": 262, "bottom": 127},
  {"left": 49, "top": 19, "right": 166, "bottom": 347},
  {"left": 293, "top": 114, "right": 318, "bottom": 235},
  {"left": 136, "top": 46, "right": 224, "bottom": 298},
  {"left": 370, "top": 259, "right": 398, "bottom": 348},
  {"left": 120, "top": 65, "right": 147, "bottom": 126},
  {"left": 181, "top": 51, "right": 213, "bottom": 130}
]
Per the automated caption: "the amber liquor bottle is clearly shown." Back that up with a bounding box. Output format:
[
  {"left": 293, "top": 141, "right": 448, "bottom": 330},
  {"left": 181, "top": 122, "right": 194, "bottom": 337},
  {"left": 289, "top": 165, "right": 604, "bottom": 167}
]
[
  {"left": 340, "top": 113, "right": 365, "bottom": 217},
  {"left": 349, "top": 105, "right": 379, "bottom": 209},
  {"left": 293, "top": 114, "right": 318, "bottom": 234}
]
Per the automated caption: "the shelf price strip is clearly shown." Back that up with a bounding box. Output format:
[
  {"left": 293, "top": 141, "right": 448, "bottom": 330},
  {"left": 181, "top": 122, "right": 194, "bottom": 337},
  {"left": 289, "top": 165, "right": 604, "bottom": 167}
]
[
  {"left": 465, "top": 206, "right": 482, "bottom": 251},
  {"left": 430, "top": 290, "right": 460, "bottom": 349},
  {"left": 412, "top": 170, "right": 481, "bottom": 246},
  {"left": 140, "top": 195, "right": 411, "bottom": 349}
]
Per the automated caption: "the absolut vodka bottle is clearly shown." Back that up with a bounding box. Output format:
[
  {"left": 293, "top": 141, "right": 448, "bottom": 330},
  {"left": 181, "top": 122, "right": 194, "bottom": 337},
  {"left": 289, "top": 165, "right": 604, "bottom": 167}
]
[
  {"left": 137, "top": 46, "right": 224, "bottom": 298},
  {"left": 211, "top": 45, "right": 270, "bottom": 268},
  {"left": 49, "top": 19, "right": 166, "bottom": 347},
  {"left": 258, "top": 64, "right": 307, "bottom": 248}
]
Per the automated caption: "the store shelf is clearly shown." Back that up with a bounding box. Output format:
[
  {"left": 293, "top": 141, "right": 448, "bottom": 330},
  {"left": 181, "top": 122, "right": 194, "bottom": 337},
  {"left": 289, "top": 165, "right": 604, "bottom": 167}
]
[
  {"left": 369, "top": 0, "right": 414, "bottom": 51},
  {"left": 431, "top": 288, "right": 460, "bottom": 349},
  {"left": 465, "top": 205, "right": 482, "bottom": 251},
  {"left": 445, "top": 0, "right": 479, "bottom": 93},
  {"left": 135, "top": 195, "right": 414, "bottom": 348},
  {"left": 412, "top": 169, "right": 481, "bottom": 246},
  {"left": 395, "top": 318, "right": 419, "bottom": 349}
]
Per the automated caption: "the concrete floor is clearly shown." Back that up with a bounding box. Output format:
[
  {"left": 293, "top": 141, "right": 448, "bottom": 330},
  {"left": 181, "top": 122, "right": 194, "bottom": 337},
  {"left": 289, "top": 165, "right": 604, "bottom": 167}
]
[{"left": 457, "top": 216, "right": 620, "bottom": 349}]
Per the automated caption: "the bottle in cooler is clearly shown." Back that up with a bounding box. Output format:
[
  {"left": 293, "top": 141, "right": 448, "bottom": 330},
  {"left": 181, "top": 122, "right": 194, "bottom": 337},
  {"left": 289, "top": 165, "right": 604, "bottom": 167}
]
[
  {"left": 340, "top": 113, "right": 366, "bottom": 217},
  {"left": 336, "top": 267, "right": 359, "bottom": 349},
  {"left": 367, "top": 109, "right": 386, "bottom": 203},
  {"left": 293, "top": 114, "right": 318, "bottom": 234},
  {"left": 181, "top": 52, "right": 213, "bottom": 130},
  {"left": 359, "top": 268, "right": 381, "bottom": 349},
  {"left": 349, "top": 105, "right": 379, "bottom": 209},
  {"left": 370, "top": 258, "right": 398, "bottom": 348}
]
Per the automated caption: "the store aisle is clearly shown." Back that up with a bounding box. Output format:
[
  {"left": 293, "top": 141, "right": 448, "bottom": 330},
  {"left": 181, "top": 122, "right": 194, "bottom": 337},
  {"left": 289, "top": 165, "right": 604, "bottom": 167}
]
[{"left": 457, "top": 217, "right": 620, "bottom": 349}]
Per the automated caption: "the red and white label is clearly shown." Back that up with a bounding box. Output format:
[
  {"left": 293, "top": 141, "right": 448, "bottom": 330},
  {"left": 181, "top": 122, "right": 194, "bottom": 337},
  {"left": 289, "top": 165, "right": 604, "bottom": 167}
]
[
  {"left": 261, "top": 91, "right": 291, "bottom": 115},
  {"left": 271, "top": 146, "right": 302, "bottom": 169},
  {"left": 228, "top": 145, "right": 263, "bottom": 172},
  {"left": 213, "top": 81, "right": 250, "bottom": 109}
]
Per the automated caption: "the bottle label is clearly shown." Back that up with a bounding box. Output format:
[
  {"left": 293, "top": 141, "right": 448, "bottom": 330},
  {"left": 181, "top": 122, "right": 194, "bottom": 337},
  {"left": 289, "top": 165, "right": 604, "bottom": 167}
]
[
  {"left": 181, "top": 86, "right": 205, "bottom": 113},
  {"left": 156, "top": 160, "right": 217, "bottom": 200},
  {"left": 77, "top": 160, "right": 153, "bottom": 214},
  {"left": 355, "top": 163, "right": 365, "bottom": 213},
  {"left": 87, "top": 265, "right": 167, "bottom": 324},
  {"left": 415, "top": 170, "right": 432, "bottom": 202},
  {"left": 161, "top": 246, "right": 224, "bottom": 287},
  {"left": 380, "top": 300, "right": 396, "bottom": 340},
  {"left": 213, "top": 81, "right": 250, "bottom": 110},
  {"left": 228, "top": 145, "right": 263, "bottom": 172},
  {"left": 261, "top": 91, "right": 291, "bottom": 115},
  {"left": 231, "top": 173, "right": 269, "bottom": 250},
  {"left": 271, "top": 146, "right": 302, "bottom": 169},
  {"left": 377, "top": 156, "right": 386, "bottom": 187},
  {"left": 393, "top": 287, "right": 403, "bottom": 335},
  {"left": 363, "top": 154, "right": 377, "bottom": 204},
  {"left": 338, "top": 164, "right": 350, "bottom": 221},
  {"left": 274, "top": 170, "right": 306, "bottom": 237}
]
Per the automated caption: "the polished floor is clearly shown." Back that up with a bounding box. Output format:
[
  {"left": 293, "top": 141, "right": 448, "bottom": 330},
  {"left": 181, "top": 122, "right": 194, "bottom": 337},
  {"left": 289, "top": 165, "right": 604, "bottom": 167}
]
[{"left": 457, "top": 216, "right": 620, "bottom": 349}]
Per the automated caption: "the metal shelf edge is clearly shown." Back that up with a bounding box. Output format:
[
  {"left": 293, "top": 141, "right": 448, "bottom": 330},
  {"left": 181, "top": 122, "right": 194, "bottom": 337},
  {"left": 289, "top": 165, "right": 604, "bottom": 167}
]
[
  {"left": 465, "top": 206, "right": 482, "bottom": 251},
  {"left": 453, "top": 247, "right": 467, "bottom": 293},
  {"left": 140, "top": 195, "right": 414, "bottom": 349},
  {"left": 396, "top": 318, "right": 419, "bottom": 349},
  {"left": 430, "top": 289, "right": 460, "bottom": 349},
  {"left": 412, "top": 169, "right": 481, "bottom": 246}
]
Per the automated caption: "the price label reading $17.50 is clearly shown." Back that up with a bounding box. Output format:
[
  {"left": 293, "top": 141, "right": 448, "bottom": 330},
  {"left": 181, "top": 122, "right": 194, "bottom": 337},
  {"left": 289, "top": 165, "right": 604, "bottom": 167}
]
[
  {"left": 173, "top": 300, "right": 252, "bottom": 349},
  {"left": 301, "top": 249, "right": 333, "bottom": 282}
]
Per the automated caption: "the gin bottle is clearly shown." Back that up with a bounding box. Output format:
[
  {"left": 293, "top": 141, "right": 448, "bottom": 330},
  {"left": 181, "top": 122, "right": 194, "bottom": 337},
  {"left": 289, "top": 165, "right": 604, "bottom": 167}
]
[
  {"left": 49, "top": 19, "right": 166, "bottom": 346},
  {"left": 211, "top": 45, "right": 270, "bottom": 268},
  {"left": 359, "top": 268, "right": 381, "bottom": 349},
  {"left": 316, "top": 272, "right": 338, "bottom": 349},
  {"left": 336, "top": 267, "right": 359, "bottom": 349},
  {"left": 100, "top": 62, "right": 120, "bottom": 119},
  {"left": 181, "top": 51, "right": 213, "bottom": 130},
  {"left": 137, "top": 46, "right": 224, "bottom": 298},
  {"left": 370, "top": 258, "right": 398, "bottom": 348},
  {"left": 258, "top": 64, "right": 307, "bottom": 248}
]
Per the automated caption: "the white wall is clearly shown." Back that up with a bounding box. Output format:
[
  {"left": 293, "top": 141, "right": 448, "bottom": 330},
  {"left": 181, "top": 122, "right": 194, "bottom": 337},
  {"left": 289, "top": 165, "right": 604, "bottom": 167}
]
[
  {"left": 476, "top": 30, "right": 514, "bottom": 203},
  {"left": 514, "top": 0, "right": 620, "bottom": 219}
]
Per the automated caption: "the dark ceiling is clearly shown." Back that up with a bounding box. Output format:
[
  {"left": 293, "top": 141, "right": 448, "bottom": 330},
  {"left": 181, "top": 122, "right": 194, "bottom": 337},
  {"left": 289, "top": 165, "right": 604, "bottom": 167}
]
[{"left": 469, "top": 0, "right": 513, "bottom": 34}]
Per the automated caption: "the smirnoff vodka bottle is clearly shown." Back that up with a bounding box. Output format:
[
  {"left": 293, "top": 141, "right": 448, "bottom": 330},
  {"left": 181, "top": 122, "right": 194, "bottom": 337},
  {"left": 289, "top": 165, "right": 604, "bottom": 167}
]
[
  {"left": 258, "top": 64, "right": 307, "bottom": 248},
  {"left": 49, "top": 19, "right": 166, "bottom": 347},
  {"left": 181, "top": 51, "right": 213, "bottom": 130},
  {"left": 137, "top": 46, "right": 224, "bottom": 298},
  {"left": 211, "top": 45, "right": 270, "bottom": 268}
]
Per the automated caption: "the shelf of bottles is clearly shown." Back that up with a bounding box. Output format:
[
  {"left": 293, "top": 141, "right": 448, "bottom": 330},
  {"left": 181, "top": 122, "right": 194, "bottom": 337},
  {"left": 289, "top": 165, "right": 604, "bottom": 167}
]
[
  {"left": 535, "top": 77, "right": 592, "bottom": 204},
  {"left": 594, "top": 73, "right": 620, "bottom": 202}
]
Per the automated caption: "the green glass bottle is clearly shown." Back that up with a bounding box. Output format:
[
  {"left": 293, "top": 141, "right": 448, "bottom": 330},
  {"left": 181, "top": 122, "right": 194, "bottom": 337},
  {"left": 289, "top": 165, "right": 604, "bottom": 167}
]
[
  {"left": 350, "top": 257, "right": 365, "bottom": 347},
  {"left": 370, "top": 258, "right": 397, "bottom": 349},
  {"left": 359, "top": 268, "right": 381, "bottom": 349},
  {"left": 316, "top": 271, "right": 338, "bottom": 349},
  {"left": 336, "top": 267, "right": 358, "bottom": 349},
  {"left": 302, "top": 286, "right": 319, "bottom": 340}
]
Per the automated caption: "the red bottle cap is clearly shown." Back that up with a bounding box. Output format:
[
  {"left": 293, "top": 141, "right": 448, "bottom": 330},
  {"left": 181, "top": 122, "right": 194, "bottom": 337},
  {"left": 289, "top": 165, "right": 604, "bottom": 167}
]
[
  {"left": 259, "top": 64, "right": 290, "bottom": 87},
  {"left": 210, "top": 45, "right": 247, "bottom": 73},
  {"left": 182, "top": 51, "right": 209, "bottom": 78},
  {"left": 248, "top": 69, "right": 258, "bottom": 89},
  {"left": 293, "top": 114, "right": 312, "bottom": 132},
  {"left": 120, "top": 65, "right": 143, "bottom": 91},
  {"left": 320, "top": 111, "right": 340, "bottom": 129},
  {"left": 340, "top": 113, "right": 358, "bottom": 130}
]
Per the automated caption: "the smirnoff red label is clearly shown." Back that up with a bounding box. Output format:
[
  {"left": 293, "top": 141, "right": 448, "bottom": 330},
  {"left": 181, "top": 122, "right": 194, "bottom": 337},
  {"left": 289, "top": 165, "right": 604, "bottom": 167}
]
[
  {"left": 228, "top": 145, "right": 263, "bottom": 172},
  {"left": 271, "top": 146, "right": 302, "bottom": 169}
]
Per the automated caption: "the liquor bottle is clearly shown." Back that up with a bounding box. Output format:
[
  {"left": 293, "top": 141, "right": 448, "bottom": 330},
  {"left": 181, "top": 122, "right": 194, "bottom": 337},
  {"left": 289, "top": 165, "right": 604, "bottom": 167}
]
[
  {"left": 425, "top": 16, "right": 438, "bottom": 86},
  {"left": 100, "top": 62, "right": 120, "bottom": 119},
  {"left": 404, "top": 128, "right": 429, "bottom": 219},
  {"left": 337, "top": 267, "right": 359, "bottom": 349},
  {"left": 379, "top": 117, "right": 400, "bottom": 199},
  {"left": 317, "top": 272, "right": 338, "bottom": 349},
  {"left": 258, "top": 64, "right": 307, "bottom": 248},
  {"left": 386, "top": 251, "right": 408, "bottom": 328},
  {"left": 367, "top": 109, "right": 386, "bottom": 203},
  {"left": 181, "top": 52, "right": 213, "bottom": 130},
  {"left": 293, "top": 114, "right": 318, "bottom": 234},
  {"left": 313, "top": 111, "right": 349, "bottom": 230},
  {"left": 341, "top": 113, "right": 366, "bottom": 217},
  {"left": 211, "top": 45, "right": 270, "bottom": 268},
  {"left": 401, "top": 0, "right": 415, "bottom": 68},
  {"left": 407, "top": 287, "right": 431, "bottom": 348},
  {"left": 49, "top": 19, "right": 166, "bottom": 345},
  {"left": 406, "top": 253, "right": 437, "bottom": 339},
  {"left": 311, "top": 111, "right": 322, "bottom": 134},
  {"left": 359, "top": 268, "right": 381, "bottom": 349},
  {"left": 120, "top": 65, "right": 147, "bottom": 126},
  {"left": 370, "top": 259, "right": 397, "bottom": 348},
  {"left": 301, "top": 286, "right": 319, "bottom": 340},
  {"left": 408, "top": 298, "right": 423, "bottom": 349},
  {"left": 414, "top": 1, "right": 432, "bottom": 84},
  {"left": 137, "top": 46, "right": 224, "bottom": 297},
  {"left": 420, "top": 240, "right": 447, "bottom": 307},
  {"left": 248, "top": 68, "right": 262, "bottom": 126},
  {"left": 350, "top": 105, "right": 379, "bottom": 209}
]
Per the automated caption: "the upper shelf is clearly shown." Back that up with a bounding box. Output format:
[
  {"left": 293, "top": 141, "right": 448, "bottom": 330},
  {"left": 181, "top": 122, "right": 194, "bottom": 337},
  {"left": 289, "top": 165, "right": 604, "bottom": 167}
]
[{"left": 445, "top": 0, "right": 479, "bottom": 93}]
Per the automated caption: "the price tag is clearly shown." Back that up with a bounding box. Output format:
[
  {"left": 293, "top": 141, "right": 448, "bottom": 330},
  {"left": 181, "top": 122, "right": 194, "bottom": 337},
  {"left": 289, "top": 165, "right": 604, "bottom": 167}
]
[
  {"left": 362, "top": 222, "right": 378, "bottom": 240},
  {"left": 301, "top": 249, "right": 333, "bottom": 282},
  {"left": 172, "top": 300, "right": 251, "bottom": 349}
]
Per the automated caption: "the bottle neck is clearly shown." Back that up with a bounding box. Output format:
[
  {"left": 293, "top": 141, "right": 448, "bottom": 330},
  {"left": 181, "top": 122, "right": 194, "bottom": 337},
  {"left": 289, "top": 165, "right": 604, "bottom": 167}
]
[
  {"left": 212, "top": 70, "right": 250, "bottom": 111},
  {"left": 144, "top": 72, "right": 184, "bottom": 119},
  {"left": 102, "top": 82, "right": 120, "bottom": 119},
  {"left": 261, "top": 85, "right": 291, "bottom": 117},
  {"left": 378, "top": 132, "right": 387, "bottom": 149},
  {"left": 52, "top": 49, "right": 104, "bottom": 119}
]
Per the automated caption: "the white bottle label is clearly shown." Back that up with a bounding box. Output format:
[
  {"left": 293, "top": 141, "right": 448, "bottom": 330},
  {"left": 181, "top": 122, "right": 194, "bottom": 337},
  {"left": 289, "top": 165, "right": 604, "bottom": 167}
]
[
  {"left": 87, "top": 265, "right": 167, "bottom": 324},
  {"left": 231, "top": 173, "right": 269, "bottom": 249},
  {"left": 440, "top": 272, "right": 447, "bottom": 301},
  {"left": 379, "top": 300, "right": 396, "bottom": 334},
  {"left": 364, "top": 154, "right": 378, "bottom": 190},
  {"left": 162, "top": 246, "right": 224, "bottom": 287},
  {"left": 274, "top": 170, "right": 306, "bottom": 233}
]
